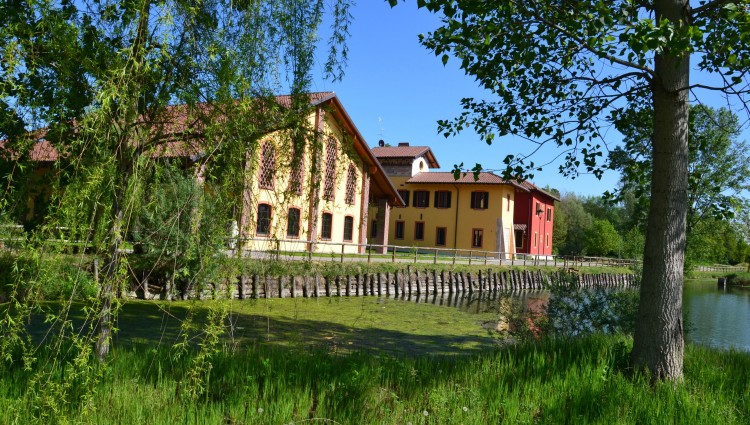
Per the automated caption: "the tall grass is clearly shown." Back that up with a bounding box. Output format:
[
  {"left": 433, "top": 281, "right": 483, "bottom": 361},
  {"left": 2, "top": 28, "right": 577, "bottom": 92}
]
[{"left": 1, "top": 335, "right": 748, "bottom": 424}]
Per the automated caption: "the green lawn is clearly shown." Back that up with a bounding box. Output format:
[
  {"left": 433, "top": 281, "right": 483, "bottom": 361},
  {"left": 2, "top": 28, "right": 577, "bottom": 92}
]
[{"left": 2, "top": 296, "right": 748, "bottom": 424}]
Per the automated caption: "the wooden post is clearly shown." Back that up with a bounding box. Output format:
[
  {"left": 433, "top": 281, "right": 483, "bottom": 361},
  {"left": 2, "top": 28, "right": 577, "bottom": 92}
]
[
  {"left": 468, "top": 250, "right": 472, "bottom": 265},
  {"left": 314, "top": 273, "right": 320, "bottom": 298},
  {"left": 434, "top": 249, "right": 438, "bottom": 264},
  {"left": 340, "top": 244, "right": 345, "bottom": 263}
]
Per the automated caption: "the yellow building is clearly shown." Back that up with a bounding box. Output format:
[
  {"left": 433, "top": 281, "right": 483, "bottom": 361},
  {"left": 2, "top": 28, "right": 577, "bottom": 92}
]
[
  {"left": 239, "top": 93, "right": 403, "bottom": 255},
  {"left": 370, "top": 143, "right": 527, "bottom": 257}
]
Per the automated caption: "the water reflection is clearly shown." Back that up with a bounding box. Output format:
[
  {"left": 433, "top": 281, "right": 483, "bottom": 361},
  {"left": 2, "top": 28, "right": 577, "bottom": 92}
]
[
  {"left": 379, "top": 290, "right": 549, "bottom": 314},
  {"left": 387, "top": 282, "right": 750, "bottom": 353}
]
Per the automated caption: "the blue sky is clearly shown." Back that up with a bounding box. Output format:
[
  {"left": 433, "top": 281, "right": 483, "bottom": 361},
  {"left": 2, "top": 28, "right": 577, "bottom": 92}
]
[{"left": 309, "top": 2, "right": 750, "bottom": 198}]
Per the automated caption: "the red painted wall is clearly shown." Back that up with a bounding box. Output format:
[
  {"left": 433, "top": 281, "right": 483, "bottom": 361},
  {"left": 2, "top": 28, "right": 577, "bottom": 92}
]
[{"left": 514, "top": 190, "right": 555, "bottom": 255}]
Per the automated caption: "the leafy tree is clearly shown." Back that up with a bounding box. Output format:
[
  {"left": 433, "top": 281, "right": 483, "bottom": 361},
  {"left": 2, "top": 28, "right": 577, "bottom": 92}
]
[
  {"left": 584, "top": 219, "right": 621, "bottom": 257},
  {"left": 554, "top": 193, "right": 593, "bottom": 256},
  {"left": 608, "top": 105, "right": 750, "bottom": 232},
  {"left": 621, "top": 227, "right": 647, "bottom": 260},
  {"left": 2, "top": 0, "right": 352, "bottom": 381},
  {"left": 397, "top": 0, "right": 750, "bottom": 380}
]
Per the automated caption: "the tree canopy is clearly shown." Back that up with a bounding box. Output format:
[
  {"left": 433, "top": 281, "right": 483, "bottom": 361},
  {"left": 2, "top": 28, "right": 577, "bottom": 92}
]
[
  {"left": 608, "top": 105, "right": 750, "bottom": 231},
  {"left": 397, "top": 0, "right": 750, "bottom": 381}
]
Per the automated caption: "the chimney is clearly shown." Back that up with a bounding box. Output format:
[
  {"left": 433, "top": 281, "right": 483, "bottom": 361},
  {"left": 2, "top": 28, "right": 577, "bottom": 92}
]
[
  {"left": 378, "top": 139, "right": 385, "bottom": 147},
  {"left": 398, "top": 142, "right": 410, "bottom": 147}
]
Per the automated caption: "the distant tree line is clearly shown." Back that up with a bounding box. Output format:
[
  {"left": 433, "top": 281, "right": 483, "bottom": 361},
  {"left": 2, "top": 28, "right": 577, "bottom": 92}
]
[{"left": 551, "top": 105, "right": 750, "bottom": 267}]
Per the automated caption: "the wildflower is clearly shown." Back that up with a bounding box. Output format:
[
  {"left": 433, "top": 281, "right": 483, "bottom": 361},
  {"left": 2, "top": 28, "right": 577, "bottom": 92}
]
[
  {"left": 257, "top": 407, "right": 264, "bottom": 414},
  {"left": 463, "top": 406, "right": 469, "bottom": 412},
  {"left": 423, "top": 410, "right": 429, "bottom": 416}
]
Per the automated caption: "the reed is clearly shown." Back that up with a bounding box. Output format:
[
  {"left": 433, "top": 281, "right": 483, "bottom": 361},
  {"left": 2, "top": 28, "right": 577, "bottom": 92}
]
[{"left": 1, "top": 296, "right": 748, "bottom": 424}]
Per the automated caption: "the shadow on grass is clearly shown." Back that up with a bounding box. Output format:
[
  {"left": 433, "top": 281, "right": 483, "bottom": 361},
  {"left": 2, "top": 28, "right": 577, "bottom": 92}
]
[{"left": 25, "top": 300, "right": 499, "bottom": 357}]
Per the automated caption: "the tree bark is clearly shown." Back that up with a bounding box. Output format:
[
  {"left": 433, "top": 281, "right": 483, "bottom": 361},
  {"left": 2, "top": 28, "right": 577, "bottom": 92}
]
[{"left": 631, "top": 0, "right": 690, "bottom": 382}]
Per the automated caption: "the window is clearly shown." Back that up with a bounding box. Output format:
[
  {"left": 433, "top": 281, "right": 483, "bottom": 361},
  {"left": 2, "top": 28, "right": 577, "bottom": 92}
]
[
  {"left": 547, "top": 207, "right": 552, "bottom": 221},
  {"left": 323, "top": 138, "right": 337, "bottom": 201},
  {"left": 434, "top": 190, "right": 451, "bottom": 208},
  {"left": 414, "top": 222, "right": 425, "bottom": 241},
  {"left": 472, "top": 229, "right": 483, "bottom": 248},
  {"left": 413, "top": 190, "right": 429, "bottom": 208},
  {"left": 343, "top": 216, "right": 354, "bottom": 241},
  {"left": 321, "top": 213, "right": 333, "bottom": 240},
  {"left": 506, "top": 194, "right": 511, "bottom": 211},
  {"left": 534, "top": 232, "right": 538, "bottom": 248},
  {"left": 536, "top": 201, "right": 541, "bottom": 216},
  {"left": 286, "top": 208, "right": 300, "bottom": 238},
  {"left": 515, "top": 230, "right": 525, "bottom": 250},
  {"left": 288, "top": 144, "right": 305, "bottom": 195},
  {"left": 257, "top": 204, "right": 272, "bottom": 236},
  {"left": 371, "top": 220, "right": 377, "bottom": 238},
  {"left": 345, "top": 165, "right": 357, "bottom": 205},
  {"left": 395, "top": 221, "right": 405, "bottom": 239},
  {"left": 470, "top": 191, "right": 489, "bottom": 209},
  {"left": 259, "top": 141, "right": 275, "bottom": 189},
  {"left": 436, "top": 227, "right": 447, "bottom": 246},
  {"left": 397, "top": 190, "right": 410, "bottom": 206},
  {"left": 546, "top": 233, "right": 550, "bottom": 247}
]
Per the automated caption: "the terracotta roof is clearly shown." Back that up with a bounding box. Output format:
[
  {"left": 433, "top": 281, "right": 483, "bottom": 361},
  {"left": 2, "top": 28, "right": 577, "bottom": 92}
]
[
  {"left": 371, "top": 145, "right": 440, "bottom": 168},
  {"left": 1, "top": 92, "right": 338, "bottom": 162},
  {"left": 406, "top": 172, "right": 528, "bottom": 190},
  {"left": 275, "top": 92, "right": 336, "bottom": 107},
  {"left": 0, "top": 139, "right": 60, "bottom": 162},
  {"left": 514, "top": 180, "right": 560, "bottom": 201}
]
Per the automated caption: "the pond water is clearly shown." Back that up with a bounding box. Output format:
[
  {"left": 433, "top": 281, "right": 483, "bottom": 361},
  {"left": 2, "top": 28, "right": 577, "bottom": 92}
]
[
  {"left": 684, "top": 280, "right": 750, "bottom": 352},
  {"left": 394, "top": 279, "right": 750, "bottom": 352}
]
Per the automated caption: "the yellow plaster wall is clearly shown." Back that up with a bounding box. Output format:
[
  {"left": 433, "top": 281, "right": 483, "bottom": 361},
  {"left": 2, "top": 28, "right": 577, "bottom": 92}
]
[
  {"left": 372, "top": 177, "right": 516, "bottom": 255},
  {"left": 245, "top": 111, "right": 365, "bottom": 254}
]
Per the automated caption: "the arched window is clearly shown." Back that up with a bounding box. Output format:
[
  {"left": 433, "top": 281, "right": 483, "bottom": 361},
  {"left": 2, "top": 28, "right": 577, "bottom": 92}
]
[
  {"left": 288, "top": 143, "right": 305, "bottom": 196},
  {"left": 344, "top": 164, "right": 357, "bottom": 205},
  {"left": 323, "top": 138, "right": 337, "bottom": 201},
  {"left": 257, "top": 204, "right": 272, "bottom": 236},
  {"left": 287, "top": 207, "right": 301, "bottom": 238},
  {"left": 321, "top": 212, "right": 333, "bottom": 240},
  {"left": 343, "top": 216, "right": 354, "bottom": 241},
  {"left": 259, "top": 141, "right": 275, "bottom": 189}
]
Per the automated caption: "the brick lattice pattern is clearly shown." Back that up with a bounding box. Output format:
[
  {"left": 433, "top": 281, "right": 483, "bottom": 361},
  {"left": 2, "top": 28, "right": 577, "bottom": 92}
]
[
  {"left": 323, "top": 138, "right": 337, "bottom": 200},
  {"left": 344, "top": 164, "right": 357, "bottom": 205},
  {"left": 259, "top": 141, "right": 275, "bottom": 189},
  {"left": 288, "top": 144, "right": 305, "bottom": 195}
]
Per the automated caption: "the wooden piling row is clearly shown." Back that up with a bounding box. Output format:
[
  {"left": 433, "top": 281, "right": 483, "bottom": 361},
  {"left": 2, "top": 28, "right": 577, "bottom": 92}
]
[{"left": 126, "top": 267, "right": 638, "bottom": 300}]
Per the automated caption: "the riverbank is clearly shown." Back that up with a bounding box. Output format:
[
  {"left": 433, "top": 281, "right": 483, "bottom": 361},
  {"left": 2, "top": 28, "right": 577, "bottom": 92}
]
[{"left": 2, "top": 298, "right": 749, "bottom": 424}]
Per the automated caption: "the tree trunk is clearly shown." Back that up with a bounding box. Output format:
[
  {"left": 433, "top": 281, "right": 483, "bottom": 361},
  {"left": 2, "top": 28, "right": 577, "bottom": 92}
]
[{"left": 631, "top": 0, "right": 690, "bottom": 382}]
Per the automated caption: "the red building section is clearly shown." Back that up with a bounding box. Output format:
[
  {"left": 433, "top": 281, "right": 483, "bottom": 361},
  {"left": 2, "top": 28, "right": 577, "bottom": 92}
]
[{"left": 513, "top": 182, "right": 559, "bottom": 256}]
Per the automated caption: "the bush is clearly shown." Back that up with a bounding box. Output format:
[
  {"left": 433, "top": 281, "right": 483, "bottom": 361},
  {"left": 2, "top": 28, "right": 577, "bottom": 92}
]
[
  {"left": 544, "top": 271, "right": 639, "bottom": 337},
  {"left": 0, "top": 253, "right": 97, "bottom": 301}
]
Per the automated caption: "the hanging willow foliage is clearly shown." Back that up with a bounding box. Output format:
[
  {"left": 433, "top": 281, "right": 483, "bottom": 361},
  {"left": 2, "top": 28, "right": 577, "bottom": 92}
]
[{"left": 0, "top": 0, "right": 353, "bottom": 420}]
